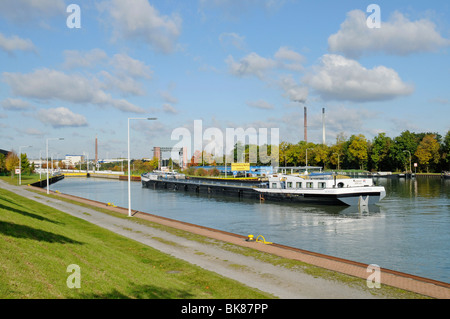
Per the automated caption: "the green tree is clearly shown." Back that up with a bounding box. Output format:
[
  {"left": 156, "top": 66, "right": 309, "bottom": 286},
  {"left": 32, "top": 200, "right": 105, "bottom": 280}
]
[
  {"left": 347, "top": 134, "right": 368, "bottom": 170},
  {"left": 391, "top": 130, "right": 420, "bottom": 171},
  {"left": 21, "top": 153, "right": 31, "bottom": 175},
  {"left": 370, "top": 133, "right": 393, "bottom": 171},
  {"left": 0, "top": 154, "right": 6, "bottom": 174},
  {"left": 415, "top": 134, "right": 440, "bottom": 172},
  {"left": 440, "top": 130, "right": 450, "bottom": 171}
]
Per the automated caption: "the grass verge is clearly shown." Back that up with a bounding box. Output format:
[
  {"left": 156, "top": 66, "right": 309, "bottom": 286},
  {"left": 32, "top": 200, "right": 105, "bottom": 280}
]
[
  {"left": 0, "top": 187, "right": 273, "bottom": 299},
  {"left": 26, "top": 187, "right": 430, "bottom": 299}
]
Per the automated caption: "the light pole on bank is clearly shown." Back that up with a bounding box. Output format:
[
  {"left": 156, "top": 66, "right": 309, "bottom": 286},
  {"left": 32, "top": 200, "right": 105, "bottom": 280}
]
[
  {"left": 46, "top": 137, "right": 64, "bottom": 194},
  {"left": 128, "top": 117, "right": 157, "bottom": 217}
]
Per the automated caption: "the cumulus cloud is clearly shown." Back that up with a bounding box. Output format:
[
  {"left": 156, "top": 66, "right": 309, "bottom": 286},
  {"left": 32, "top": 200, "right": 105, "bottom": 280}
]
[
  {"left": 226, "top": 47, "right": 305, "bottom": 79},
  {"left": 219, "top": 32, "right": 246, "bottom": 50},
  {"left": 2, "top": 68, "right": 146, "bottom": 113},
  {"left": 279, "top": 74, "right": 308, "bottom": 103},
  {"left": 37, "top": 107, "right": 88, "bottom": 128},
  {"left": 274, "top": 46, "right": 305, "bottom": 71},
  {"left": 110, "top": 53, "right": 153, "bottom": 79},
  {"left": 0, "top": 32, "right": 36, "bottom": 54},
  {"left": 63, "top": 49, "right": 108, "bottom": 69},
  {"left": 246, "top": 99, "right": 274, "bottom": 110},
  {"left": 100, "top": 0, "right": 182, "bottom": 54},
  {"left": 328, "top": 10, "right": 450, "bottom": 58},
  {"left": 303, "top": 54, "right": 414, "bottom": 102},
  {"left": 0, "top": 0, "right": 65, "bottom": 24},
  {"left": 1, "top": 98, "right": 34, "bottom": 111},
  {"left": 162, "top": 103, "right": 178, "bottom": 114},
  {"left": 226, "top": 52, "right": 277, "bottom": 79}
]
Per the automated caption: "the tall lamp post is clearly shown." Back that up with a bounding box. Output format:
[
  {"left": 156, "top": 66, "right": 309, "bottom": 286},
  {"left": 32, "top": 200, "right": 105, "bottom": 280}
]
[
  {"left": 46, "top": 137, "right": 64, "bottom": 194},
  {"left": 19, "top": 145, "right": 32, "bottom": 185},
  {"left": 403, "top": 150, "right": 411, "bottom": 175},
  {"left": 305, "top": 148, "right": 313, "bottom": 174},
  {"left": 128, "top": 117, "right": 157, "bottom": 217}
]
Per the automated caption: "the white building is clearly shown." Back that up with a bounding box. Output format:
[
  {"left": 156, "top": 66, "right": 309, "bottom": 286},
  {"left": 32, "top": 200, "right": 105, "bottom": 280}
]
[{"left": 63, "top": 155, "right": 85, "bottom": 166}]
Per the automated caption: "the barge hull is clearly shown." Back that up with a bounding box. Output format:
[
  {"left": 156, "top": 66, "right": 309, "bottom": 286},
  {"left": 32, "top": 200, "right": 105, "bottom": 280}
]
[{"left": 142, "top": 178, "right": 382, "bottom": 206}]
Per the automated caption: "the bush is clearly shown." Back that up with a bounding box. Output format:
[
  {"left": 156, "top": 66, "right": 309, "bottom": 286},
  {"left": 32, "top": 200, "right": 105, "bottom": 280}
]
[
  {"left": 195, "top": 168, "right": 207, "bottom": 176},
  {"left": 209, "top": 168, "right": 220, "bottom": 176}
]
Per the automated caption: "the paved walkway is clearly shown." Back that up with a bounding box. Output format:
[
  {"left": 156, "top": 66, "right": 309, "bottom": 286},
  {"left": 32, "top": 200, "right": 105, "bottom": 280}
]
[{"left": 2, "top": 180, "right": 449, "bottom": 298}]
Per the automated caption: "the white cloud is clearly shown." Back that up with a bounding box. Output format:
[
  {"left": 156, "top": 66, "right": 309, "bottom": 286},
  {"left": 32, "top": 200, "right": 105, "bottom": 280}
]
[
  {"left": 63, "top": 49, "right": 108, "bottom": 69},
  {"left": 219, "top": 32, "right": 246, "bottom": 50},
  {"left": 303, "top": 54, "right": 414, "bottom": 102},
  {"left": 1, "top": 98, "right": 34, "bottom": 111},
  {"left": 2, "top": 68, "right": 146, "bottom": 113},
  {"left": 101, "top": 0, "right": 182, "bottom": 54},
  {"left": 246, "top": 99, "right": 274, "bottom": 110},
  {"left": 328, "top": 10, "right": 450, "bottom": 58},
  {"left": 37, "top": 107, "right": 88, "bottom": 128},
  {"left": 226, "top": 47, "right": 305, "bottom": 79},
  {"left": 279, "top": 74, "right": 308, "bottom": 103},
  {"left": 0, "top": 0, "right": 65, "bottom": 24},
  {"left": 110, "top": 53, "right": 153, "bottom": 79},
  {"left": 162, "top": 103, "right": 178, "bottom": 114},
  {"left": 100, "top": 71, "right": 146, "bottom": 96},
  {"left": 0, "top": 32, "right": 36, "bottom": 54},
  {"left": 199, "top": 0, "right": 285, "bottom": 19},
  {"left": 226, "top": 52, "right": 277, "bottom": 79}
]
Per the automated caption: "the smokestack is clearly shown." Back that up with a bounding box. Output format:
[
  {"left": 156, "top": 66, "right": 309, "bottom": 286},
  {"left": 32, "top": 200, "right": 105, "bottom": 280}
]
[
  {"left": 322, "top": 108, "right": 326, "bottom": 145},
  {"left": 304, "top": 106, "right": 307, "bottom": 142}
]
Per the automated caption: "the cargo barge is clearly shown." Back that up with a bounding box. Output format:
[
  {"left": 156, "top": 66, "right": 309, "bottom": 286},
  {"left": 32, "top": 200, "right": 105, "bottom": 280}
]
[{"left": 141, "top": 170, "right": 386, "bottom": 206}]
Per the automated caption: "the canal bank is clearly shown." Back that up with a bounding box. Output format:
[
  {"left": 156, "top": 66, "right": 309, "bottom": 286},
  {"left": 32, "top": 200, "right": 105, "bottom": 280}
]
[{"left": 18, "top": 181, "right": 450, "bottom": 298}]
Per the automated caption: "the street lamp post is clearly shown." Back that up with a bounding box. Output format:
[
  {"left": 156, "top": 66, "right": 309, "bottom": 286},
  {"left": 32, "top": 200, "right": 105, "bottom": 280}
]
[
  {"left": 46, "top": 137, "right": 64, "bottom": 194},
  {"left": 305, "top": 148, "right": 313, "bottom": 174},
  {"left": 403, "top": 150, "right": 411, "bottom": 175},
  {"left": 19, "top": 145, "right": 31, "bottom": 185},
  {"left": 128, "top": 117, "right": 157, "bottom": 217}
]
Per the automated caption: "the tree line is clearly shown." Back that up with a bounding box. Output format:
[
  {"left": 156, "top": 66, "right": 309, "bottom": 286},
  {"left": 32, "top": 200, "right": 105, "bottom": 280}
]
[
  {"left": 191, "top": 130, "right": 450, "bottom": 173},
  {"left": 277, "top": 130, "right": 450, "bottom": 173},
  {"left": 1, "top": 129, "right": 449, "bottom": 176}
]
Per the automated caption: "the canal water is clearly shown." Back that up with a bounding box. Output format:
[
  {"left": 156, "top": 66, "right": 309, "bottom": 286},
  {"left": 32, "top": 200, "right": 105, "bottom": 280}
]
[{"left": 50, "top": 177, "right": 450, "bottom": 283}]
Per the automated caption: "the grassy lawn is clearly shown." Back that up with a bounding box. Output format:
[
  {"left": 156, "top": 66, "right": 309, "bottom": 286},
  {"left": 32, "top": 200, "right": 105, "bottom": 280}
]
[
  {"left": 0, "top": 174, "right": 43, "bottom": 187},
  {"left": 0, "top": 187, "right": 273, "bottom": 299}
]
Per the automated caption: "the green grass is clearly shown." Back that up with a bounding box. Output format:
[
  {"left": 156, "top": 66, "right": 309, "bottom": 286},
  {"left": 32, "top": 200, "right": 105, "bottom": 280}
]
[
  {"left": 0, "top": 188, "right": 273, "bottom": 299},
  {"left": 13, "top": 187, "right": 431, "bottom": 299},
  {"left": 0, "top": 174, "right": 44, "bottom": 187}
]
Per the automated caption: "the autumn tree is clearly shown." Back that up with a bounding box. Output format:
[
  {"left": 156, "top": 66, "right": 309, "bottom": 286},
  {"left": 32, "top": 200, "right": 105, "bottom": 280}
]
[
  {"left": 415, "top": 134, "right": 440, "bottom": 172},
  {"left": 5, "top": 152, "right": 19, "bottom": 176}
]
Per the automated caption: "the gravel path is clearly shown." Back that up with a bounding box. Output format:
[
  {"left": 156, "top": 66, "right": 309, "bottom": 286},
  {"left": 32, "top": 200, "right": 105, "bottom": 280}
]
[{"left": 1, "top": 180, "right": 381, "bottom": 299}]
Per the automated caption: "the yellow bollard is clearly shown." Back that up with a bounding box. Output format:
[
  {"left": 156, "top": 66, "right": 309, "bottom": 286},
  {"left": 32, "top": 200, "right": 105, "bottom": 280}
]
[{"left": 256, "top": 235, "right": 273, "bottom": 245}]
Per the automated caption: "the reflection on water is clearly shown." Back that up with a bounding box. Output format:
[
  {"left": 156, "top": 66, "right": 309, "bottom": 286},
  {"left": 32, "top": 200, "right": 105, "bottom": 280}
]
[{"left": 51, "top": 177, "right": 449, "bottom": 283}]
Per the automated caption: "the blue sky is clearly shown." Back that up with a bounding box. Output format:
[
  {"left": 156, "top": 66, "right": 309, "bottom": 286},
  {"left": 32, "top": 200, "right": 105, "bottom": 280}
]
[{"left": 0, "top": 0, "right": 449, "bottom": 161}]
